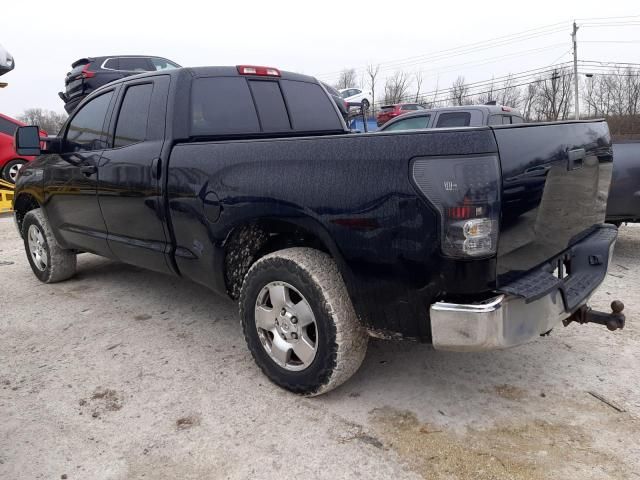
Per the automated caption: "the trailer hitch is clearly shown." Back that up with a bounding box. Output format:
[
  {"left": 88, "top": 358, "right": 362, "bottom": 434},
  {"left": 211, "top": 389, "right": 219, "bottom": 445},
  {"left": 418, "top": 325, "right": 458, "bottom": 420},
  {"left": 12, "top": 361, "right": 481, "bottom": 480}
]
[{"left": 563, "top": 301, "right": 625, "bottom": 331}]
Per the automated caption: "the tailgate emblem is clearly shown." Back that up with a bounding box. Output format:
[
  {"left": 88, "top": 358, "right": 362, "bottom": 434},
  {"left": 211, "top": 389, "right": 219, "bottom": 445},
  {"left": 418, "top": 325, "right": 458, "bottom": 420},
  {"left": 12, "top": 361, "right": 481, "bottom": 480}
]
[{"left": 444, "top": 181, "right": 458, "bottom": 191}]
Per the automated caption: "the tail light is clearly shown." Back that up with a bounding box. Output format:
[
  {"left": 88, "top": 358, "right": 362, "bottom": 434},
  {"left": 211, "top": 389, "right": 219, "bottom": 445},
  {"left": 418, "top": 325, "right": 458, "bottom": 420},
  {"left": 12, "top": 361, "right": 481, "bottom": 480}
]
[
  {"left": 412, "top": 155, "right": 501, "bottom": 258},
  {"left": 81, "top": 63, "right": 95, "bottom": 79},
  {"left": 237, "top": 65, "right": 281, "bottom": 77}
]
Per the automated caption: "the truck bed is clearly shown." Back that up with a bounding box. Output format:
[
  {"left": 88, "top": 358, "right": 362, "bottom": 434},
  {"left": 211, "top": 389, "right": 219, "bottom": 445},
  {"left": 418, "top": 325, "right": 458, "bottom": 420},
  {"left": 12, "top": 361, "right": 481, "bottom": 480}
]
[{"left": 166, "top": 120, "right": 613, "bottom": 338}]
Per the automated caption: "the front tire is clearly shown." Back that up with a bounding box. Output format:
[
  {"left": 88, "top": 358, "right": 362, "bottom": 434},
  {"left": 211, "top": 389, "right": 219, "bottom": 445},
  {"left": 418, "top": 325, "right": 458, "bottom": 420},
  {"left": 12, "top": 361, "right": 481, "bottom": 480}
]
[
  {"left": 2, "top": 159, "right": 27, "bottom": 183},
  {"left": 22, "top": 208, "right": 76, "bottom": 283},
  {"left": 239, "top": 247, "right": 368, "bottom": 396}
]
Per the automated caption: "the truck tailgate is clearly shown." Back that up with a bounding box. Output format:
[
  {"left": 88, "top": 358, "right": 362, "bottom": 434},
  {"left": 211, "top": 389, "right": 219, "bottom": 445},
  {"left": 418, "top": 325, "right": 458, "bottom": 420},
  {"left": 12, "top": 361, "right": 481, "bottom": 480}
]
[{"left": 494, "top": 120, "right": 613, "bottom": 281}]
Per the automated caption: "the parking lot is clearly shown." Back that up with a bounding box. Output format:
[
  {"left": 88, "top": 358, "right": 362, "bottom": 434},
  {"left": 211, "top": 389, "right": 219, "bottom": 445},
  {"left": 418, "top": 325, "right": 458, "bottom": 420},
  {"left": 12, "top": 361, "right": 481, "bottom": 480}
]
[{"left": 1, "top": 214, "right": 639, "bottom": 479}]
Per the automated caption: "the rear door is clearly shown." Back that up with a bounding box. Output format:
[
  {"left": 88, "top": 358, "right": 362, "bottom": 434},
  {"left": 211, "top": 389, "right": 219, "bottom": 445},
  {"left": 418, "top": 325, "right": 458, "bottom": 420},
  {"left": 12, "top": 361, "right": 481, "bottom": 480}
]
[
  {"left": 44, "top": 88, "right": 117, "bottom": 256},
  {"left": 97, "top": 76, "right": 172, "bottom": 274}
]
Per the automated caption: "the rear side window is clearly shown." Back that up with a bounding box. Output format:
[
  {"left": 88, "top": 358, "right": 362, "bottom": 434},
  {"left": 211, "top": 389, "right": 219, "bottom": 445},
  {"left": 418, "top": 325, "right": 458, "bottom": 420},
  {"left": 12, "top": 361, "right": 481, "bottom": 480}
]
[
  {"left": 280, "top": 80, "right": 342, "bottom": 131},
  {"left": 113, "top": 83, "right": 153, "bottom": 147},
  {"left": 191, "top": 77, "right": 260, "bottom": 135},
  {"left": 384, "top": 115, "right": 431, "bottom": 131},
  {"left": 249, "top": 80, "right": 290, "bottom": 132},
  {"left": 150, "top": 58, "right": 179, "bottom": 71},
  {"left": 511, "top": 116, "right": 524, "bottom": 124},
  {"left": 118, "top": 57, "right": 152, "bottom": 72},
  {"left": 65, "top": 91, "right": 114, "bottom": 152},
  {"left": 436, "top": 112, "right": 471, "bottom": 128},
  {"left": 103, "top": 58, "right": 119, "bottom": 70},
  {"left": 0, "top": 116, "right": 18, "bottom": 136}
]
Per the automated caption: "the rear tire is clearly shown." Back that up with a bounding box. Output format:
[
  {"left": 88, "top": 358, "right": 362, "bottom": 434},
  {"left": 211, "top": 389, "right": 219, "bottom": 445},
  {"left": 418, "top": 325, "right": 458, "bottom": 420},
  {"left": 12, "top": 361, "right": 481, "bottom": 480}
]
[
  {"left": 22, "top": 208, "right": 76, "bottom": 283},
  {"left": 239, "top": 247, "right": 368, "bottom": 396},
  {"left": 2, "top": 159, "right": 27, "bottom": 183}
]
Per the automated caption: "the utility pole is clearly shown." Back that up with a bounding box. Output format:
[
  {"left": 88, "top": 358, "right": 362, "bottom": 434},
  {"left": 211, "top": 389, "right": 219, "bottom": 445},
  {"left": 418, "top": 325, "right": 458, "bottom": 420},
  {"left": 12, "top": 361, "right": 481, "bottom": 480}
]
[{"left": 572, "top": 21, "right": 580, "bottom": 120}]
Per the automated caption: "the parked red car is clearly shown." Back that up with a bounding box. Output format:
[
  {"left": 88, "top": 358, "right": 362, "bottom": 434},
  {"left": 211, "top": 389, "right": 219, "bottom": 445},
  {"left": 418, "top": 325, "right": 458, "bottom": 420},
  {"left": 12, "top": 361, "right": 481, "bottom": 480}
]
[
  {"left": 0, "top": 113, "right": 46, "bottom": 183},
  {"left": 376, "top": 103, "right": 425, "bottom": 127}
]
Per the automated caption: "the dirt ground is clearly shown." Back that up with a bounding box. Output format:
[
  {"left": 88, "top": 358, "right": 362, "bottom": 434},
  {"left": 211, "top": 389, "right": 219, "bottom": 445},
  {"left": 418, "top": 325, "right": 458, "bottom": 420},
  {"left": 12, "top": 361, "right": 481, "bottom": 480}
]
[{"left": 1, "top": 214, "right": 639, "bottom": 480}]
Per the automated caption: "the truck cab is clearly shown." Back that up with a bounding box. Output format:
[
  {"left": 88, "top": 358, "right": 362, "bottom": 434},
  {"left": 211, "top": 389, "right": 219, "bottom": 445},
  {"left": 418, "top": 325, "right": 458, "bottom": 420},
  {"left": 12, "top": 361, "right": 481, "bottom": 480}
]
[{"left": 379, "top": 104, "right": 524, "bottom": 131}]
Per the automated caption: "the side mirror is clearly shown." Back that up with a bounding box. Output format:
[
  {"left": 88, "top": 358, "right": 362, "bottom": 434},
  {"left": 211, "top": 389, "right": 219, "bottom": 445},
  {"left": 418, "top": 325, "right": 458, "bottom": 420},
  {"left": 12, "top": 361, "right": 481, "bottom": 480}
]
[{"left": 15, "top": 126, "right": 42, "bottom": 156}]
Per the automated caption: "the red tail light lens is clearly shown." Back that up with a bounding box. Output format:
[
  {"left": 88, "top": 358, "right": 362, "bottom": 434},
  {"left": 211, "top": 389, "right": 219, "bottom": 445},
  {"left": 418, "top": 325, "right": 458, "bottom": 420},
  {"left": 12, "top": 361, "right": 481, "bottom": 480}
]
[{"left": 81, "top": 63, "right": 95, "bottom": 79}]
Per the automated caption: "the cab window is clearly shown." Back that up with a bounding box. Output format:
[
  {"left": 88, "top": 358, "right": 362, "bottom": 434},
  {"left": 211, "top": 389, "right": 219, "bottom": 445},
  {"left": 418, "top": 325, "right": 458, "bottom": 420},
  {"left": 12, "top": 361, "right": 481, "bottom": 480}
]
[
  {"left": 436, "top": 112, "right": 471, "bottom": 128},
  {"left": 65, "top": 91, "right": 114, "bottom": 152},
  {"left": 384, "top": 115, "right": 431, "bottom": 131},
  {"left": 113, "top": 83, "right": 153, "bottom": 147},
  {"left": 151, "top": 58, "right": 179, "bottom": 71},
  {"left": 0, "top": 116, "right": 18, "bottom": 136}
]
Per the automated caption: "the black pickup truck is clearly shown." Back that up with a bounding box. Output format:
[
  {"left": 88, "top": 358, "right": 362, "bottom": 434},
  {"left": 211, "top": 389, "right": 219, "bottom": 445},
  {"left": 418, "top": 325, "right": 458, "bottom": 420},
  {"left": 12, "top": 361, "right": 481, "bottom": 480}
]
[{"left": 13, "top": 65, "right": 624, "bottom": 396}]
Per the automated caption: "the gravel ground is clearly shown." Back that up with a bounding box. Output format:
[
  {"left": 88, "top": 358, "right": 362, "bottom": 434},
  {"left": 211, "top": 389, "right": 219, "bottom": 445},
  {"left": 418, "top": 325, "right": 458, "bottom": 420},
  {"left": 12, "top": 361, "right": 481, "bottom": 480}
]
[{"left": 1, "top": 214, "right": 639, "bottom": 480}]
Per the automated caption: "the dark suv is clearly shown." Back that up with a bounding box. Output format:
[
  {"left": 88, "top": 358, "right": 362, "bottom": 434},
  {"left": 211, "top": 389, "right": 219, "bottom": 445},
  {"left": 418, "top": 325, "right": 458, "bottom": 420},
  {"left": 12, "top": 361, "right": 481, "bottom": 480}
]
[{"left": 58, "top": 55, "right": 180, "bottom": 113}]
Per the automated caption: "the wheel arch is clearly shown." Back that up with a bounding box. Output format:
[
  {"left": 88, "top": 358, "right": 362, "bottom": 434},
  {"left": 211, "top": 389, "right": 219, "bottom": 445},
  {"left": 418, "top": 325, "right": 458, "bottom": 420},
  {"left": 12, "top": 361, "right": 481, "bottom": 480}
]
[
  {"left": 222, "top": 216, "right": 349, "bottom": 300},
  {"left": 13, "top": 192, "right": 41, "bottom": 235}
]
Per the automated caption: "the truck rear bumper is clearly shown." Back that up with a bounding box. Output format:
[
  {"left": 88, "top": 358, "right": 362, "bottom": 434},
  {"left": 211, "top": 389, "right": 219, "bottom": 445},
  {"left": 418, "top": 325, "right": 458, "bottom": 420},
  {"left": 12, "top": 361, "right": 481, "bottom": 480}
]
[
  {"left": 430, "top": 225, "right": 617, "bottom": 351},
  {"left": 430, "top": 292, "right": 573, "bottom": 351}
]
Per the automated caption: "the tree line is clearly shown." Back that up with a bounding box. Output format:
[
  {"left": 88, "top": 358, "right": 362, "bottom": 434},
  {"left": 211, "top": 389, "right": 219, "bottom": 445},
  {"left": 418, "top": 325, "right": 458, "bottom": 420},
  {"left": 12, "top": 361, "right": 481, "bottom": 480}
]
[{"left": 334, "top": 65, "right": 640, "bottom": 136}]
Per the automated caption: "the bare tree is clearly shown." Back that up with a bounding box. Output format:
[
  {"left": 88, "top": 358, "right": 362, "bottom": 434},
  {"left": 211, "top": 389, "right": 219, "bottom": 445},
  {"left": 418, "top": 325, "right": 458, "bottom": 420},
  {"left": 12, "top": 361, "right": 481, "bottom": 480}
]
[
  {"left": 414, "top": 71, "right": 424, "bottom": 103},
  {"left": 625, "top": 68, "right": 640, "bottom": 116},
  {"left": 497, "top": 75, "right": 521, "bottom": 108},
  {"left": 383, "top": 71, "right": 411, "bottom": 104},
  {"left": 521, "top": 83, "right": 538, "bottom": 120},
  {"left": 336, "top": 68, "right": 357, "bottom": 90},
  {"left": 17, "top": 108, "right": 67, "bottom": 134},
  {"left": 427, "top": 76, "right": 440, "bottom": 108},
  {"left": 580, "top": 67, "right": 640, "bottom": 138},
  {"left": 536, "top": 68, "right": 573, "bottom": 120},
  {"left": 366, "top": 64, "right": 380, "bottom": 116},
  {"left": 476, "top": 77, "right": 496, "bottom": 105},
  {"left": 451, "top": 76, "right": 468, "bottom": 106}
]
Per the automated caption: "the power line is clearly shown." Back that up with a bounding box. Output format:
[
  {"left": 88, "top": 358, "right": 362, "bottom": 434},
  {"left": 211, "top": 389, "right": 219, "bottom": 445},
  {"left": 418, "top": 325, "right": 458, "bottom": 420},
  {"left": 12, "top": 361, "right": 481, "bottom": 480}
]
[
  {"left": 575, "top": 14, "right": 640, "bottom": 22},
  {"left": 321, "top": 16, "right": 640, "bottom": 84},
  {"left": 388, "top": 43, "right": 567, "bottom": 84},
  {"left": 374, "top": 67, "right": 576, "bottom": 107},
  {"left": 411, "top": 63, "right": 573, "bottom": 99},
  {"left": 580, "top": 40, "right": 640, "bottom": 44},
  {"left": 316, "top": 21, "right": 569, "bottom": 80}
]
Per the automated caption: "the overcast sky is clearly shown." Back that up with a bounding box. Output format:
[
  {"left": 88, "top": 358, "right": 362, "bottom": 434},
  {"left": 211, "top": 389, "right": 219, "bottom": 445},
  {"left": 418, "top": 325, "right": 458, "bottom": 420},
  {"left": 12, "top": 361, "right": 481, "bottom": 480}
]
[{"left": 1, "top": 0, "right": 638, "bottom": 118}]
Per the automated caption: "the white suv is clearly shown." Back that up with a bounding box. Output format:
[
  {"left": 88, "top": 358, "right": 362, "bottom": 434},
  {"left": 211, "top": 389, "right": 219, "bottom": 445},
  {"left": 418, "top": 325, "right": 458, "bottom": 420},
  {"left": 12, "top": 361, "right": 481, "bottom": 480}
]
[{"left": 339, "top": 87, "right": 372, "bottom": 110}]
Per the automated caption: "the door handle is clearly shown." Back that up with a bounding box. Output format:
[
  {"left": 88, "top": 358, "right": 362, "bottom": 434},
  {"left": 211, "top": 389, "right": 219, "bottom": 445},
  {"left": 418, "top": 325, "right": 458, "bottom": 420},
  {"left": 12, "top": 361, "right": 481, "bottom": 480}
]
[
  {"left": 567, "top": 148, "right": 585, "bottom": 171},
  {"left": 80, "top": 165, "right": 97, "bottom": 176}
]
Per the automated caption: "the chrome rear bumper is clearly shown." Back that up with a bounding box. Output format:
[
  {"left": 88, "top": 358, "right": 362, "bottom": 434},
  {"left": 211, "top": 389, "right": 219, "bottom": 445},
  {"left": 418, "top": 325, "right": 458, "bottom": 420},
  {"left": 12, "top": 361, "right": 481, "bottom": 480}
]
[
  {"left": 430, "top": 225, "right": 617, "bottom": 352},
  {"left": 430, "top": 291, "right": 572, "bottom": 351}
]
